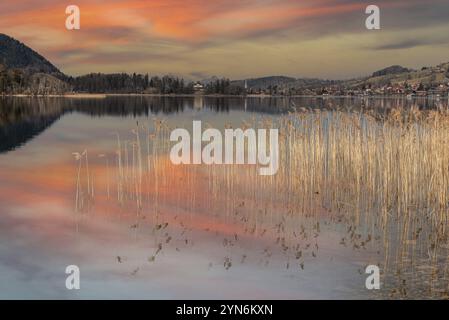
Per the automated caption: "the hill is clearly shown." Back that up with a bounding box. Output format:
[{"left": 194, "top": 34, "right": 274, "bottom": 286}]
[
  {"left": 372, "top": 65, "right": 412, "bottom": 77},
  {"left": 0, "top": 34, "right": 68, "bottom": 94},
  {"left": 232, "top": 64, "right": 449, "bottom": 96},
  {"left": 344, "top": 63, "right": 449, "bottom": 94},
  {"left": 0, "top": 33, "right": 62, "bottom": 75},
  {"left": 232, "top": 76, "right": 337, "bottom": 95}
]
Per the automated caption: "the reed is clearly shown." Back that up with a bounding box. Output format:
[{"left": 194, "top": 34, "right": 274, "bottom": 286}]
[{"left": 74, "top": 106, "right": 449, "bottom": 298}]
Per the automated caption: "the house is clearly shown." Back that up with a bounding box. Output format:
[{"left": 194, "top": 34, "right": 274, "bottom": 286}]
[{"left": 193, "top": 82, "right": 204, "bottom": 93}]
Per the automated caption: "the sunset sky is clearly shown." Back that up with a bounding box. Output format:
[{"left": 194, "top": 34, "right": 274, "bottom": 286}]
[{"left": 1, "top": 0, "right": 448, "bottom": 80}]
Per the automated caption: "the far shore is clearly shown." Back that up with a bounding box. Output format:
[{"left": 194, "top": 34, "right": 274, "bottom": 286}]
[
  {"left": 6, "top": 93, "right": 108, "bottom": 98},
  {"left": 1, "top": 93, "right": 447, "bottom": 99}
]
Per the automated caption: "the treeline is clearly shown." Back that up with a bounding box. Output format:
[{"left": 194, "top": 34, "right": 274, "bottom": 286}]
[
  {"left": 0, "top": 67, "right": 20, "bottom": 93},
  {"left": 67, "top": 73, "right": 245, "bottom": 95},
  {"left": 1, "top": 69, "right": 246, "bottom": 95},
  {"left": 204, "top": 78, "right": 245, "bottom": 95},
  {"left": 0, "top": 66, "right": 69, "bottom": 95},
  {"left": 67, "top": 73, "right": 196, "bottom": 94}
]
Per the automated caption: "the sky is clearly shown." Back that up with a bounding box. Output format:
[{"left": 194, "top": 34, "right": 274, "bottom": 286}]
[{"left": 0, "top": 0, "right": 449, "bottom": 80}]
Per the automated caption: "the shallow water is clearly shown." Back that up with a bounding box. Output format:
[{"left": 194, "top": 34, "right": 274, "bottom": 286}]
[{"left": 0, "top": 96, "right": 448, "bottom": 299}]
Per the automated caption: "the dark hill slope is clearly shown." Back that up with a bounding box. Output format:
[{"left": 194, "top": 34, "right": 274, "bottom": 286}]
[{"left": 0, "top": 33, "right": 62, "bottom": 75}]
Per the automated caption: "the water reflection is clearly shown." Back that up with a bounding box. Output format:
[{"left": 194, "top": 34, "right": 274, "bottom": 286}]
[
  {"left": 0, "top": 96, "right": 448, "bottom": 299},
  {"left": 1, "top": 96, "right": 447, "bottom": 153}
]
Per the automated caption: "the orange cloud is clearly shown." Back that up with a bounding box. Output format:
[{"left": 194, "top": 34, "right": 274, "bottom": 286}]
[
  {"left": 1, "top": 0, "right": 448, "bottom": 78},
  {"left": 0, "top": 0, "right": 372, "bottom": 43}
]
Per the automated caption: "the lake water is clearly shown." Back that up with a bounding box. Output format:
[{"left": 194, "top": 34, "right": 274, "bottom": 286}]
[{"left": 0, "top": 96, "right": 448, "bottom": 299}]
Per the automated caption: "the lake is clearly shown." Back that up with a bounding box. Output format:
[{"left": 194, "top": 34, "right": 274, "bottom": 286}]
[{"left": 1, "top": 95, "right": 448, "bottom": 299}]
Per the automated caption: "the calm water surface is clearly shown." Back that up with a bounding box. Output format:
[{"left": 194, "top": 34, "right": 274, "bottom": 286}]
[{"left": 0, "top": 96, "right": 447, "bottom": 299}]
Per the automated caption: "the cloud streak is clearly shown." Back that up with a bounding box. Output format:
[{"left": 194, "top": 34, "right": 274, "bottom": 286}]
[{"left": 0, "top": 0, "right": 448, "bottom": 78}]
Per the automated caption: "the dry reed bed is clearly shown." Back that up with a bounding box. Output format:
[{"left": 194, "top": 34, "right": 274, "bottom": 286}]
[{"left": 73, "top": 107, "right": 449, "bottom": 298}]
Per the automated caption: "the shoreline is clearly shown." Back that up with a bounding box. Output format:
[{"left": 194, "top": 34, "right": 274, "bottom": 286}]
[{"left": 1, "top": 93, "right": 447, "bottom": 99}]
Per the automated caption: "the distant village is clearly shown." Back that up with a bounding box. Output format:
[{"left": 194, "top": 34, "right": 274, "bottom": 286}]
[
  {"left": 191, "top": 81, "right": 449, "bottom": 97},
  {"left": 191, "top": 79, "right": 449, "bottom": 98},
  {"left": 304, "top": 82, "right": 449, "bottom": 98},
  {"left": 194, "top": 64, "right": 449, "bottom": 98}
]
